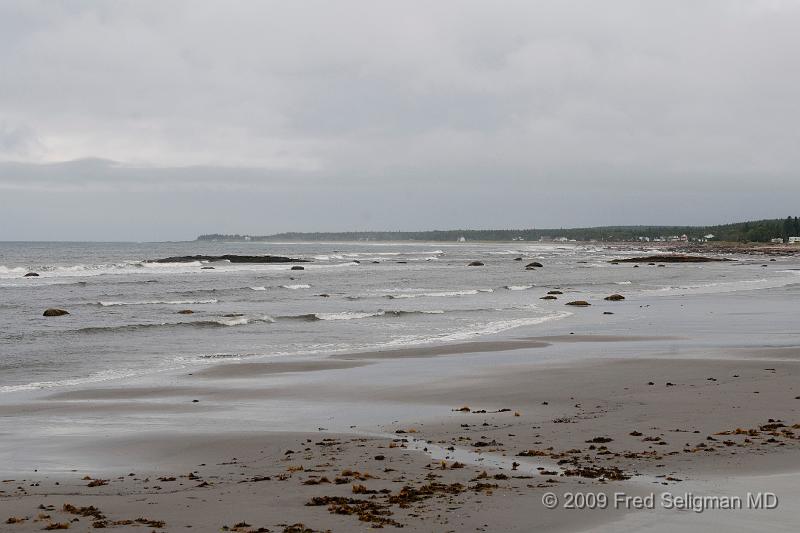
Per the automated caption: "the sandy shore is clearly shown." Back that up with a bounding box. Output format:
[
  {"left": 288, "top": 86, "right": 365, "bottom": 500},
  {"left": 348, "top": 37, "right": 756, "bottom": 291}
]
[{"left": 1, "top": 334, "right": 798, "bottom": 532}]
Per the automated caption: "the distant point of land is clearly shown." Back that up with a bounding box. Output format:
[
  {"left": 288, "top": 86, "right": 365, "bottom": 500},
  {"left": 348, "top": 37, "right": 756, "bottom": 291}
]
[{"left": 198, "top": 217, "right": 800, "bottom": 244}]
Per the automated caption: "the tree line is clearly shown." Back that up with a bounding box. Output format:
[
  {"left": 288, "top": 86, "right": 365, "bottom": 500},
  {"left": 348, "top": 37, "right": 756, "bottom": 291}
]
[{"left": 197, "top": 217, "right": 800, "bottom": 243}]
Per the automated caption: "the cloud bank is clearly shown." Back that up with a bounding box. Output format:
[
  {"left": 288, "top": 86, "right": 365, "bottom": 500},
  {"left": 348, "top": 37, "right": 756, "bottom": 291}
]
[{"left": 1, "top": 1, "right": 799, "bottom": 239}]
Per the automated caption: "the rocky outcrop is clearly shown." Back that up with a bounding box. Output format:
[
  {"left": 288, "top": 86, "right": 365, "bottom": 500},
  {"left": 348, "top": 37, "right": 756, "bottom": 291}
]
[
  {"left": 610, "top": 255, "right": 730, "bottom": 264},
  {"left": 43, "top": 308, "right": 69, "bottom": 317},
  {"left": 24, "top": 272, "right": 39, "bottom": 277},
  {"left": 150, "top": 255, "right": 309, "bottom": 264},
  {"left": 565, "top": 301, "right": 591, "bottom": 306},
  {"left": 604, "top": 294, "right": 625, "bottom": 301},
  {"left": 467, "top": 261, "right": 484, "bottom": 266}
]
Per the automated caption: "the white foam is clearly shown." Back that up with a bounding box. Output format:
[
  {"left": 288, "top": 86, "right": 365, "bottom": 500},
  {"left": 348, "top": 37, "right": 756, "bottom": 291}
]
[
  {"left": 250, "top": 286, "right": 267, "bottom": 291},
  {"left": 215, "top": 315, "right": 275, "bottom": 326},
  {"left": 281, "top": 284, "right": 311, "bottom": 289},
  {"left": 98, "top": 298, "right": 218, "bottom": 306},
  {"left": 505, "top": 285, "right": 534, "bottom": 291},
  {"left": 315, "top": 311, "right": 385, "bottom": 321},
  {"left": 388, "top": 289, "right": 492, "bottom": 299}
]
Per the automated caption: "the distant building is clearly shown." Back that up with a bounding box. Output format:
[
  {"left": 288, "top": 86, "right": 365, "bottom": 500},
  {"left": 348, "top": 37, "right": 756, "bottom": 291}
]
[
  {"left": 789, "top": 237, "right": 800, "bottom": 244},
  {"left": 680, "top": 234, "right": 688, "bottom": 242},
  {"left": 704, "top": 234, "right": 715, "bottom": 240},
  {"left": 457, "top": 236, "right": 466, "bottom": 242},
  {"left": 771, "top": 238, "right": 784, "bottom": 244}
]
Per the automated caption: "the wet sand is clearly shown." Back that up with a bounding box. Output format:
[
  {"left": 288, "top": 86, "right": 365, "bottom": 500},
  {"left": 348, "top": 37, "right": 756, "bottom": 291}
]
[{"left": 1, "top": 335, "right": 798, "bottom": 532}]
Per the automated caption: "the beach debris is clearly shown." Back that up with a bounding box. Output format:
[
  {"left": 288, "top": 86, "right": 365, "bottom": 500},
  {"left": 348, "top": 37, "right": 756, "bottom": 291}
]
[
  {"left": 85, "top": 478, "right": 109, "bottom": 487},
  {"left": 604, "top": 294, "right": 625, "bottom": 301},
  {"left": 562, "top": 465, "right": 630, "bottom": 481},
  {"left": 585, "top": 437, "right": 613, "bottom": 443},
  {"left": 5, "top": 516, "right": 27, "bottom": 524},
  {"left": 453, "top": 406, "right": 471, "bottom": 412},
  {"left": 565, "top": 301, "right": 590, "bottom": 306},
  {"left": 43, "top": 308, "right": 69, "bottom": 317},
  {"left": 62, "top": 504, "right": 104, "bottom": 520}
]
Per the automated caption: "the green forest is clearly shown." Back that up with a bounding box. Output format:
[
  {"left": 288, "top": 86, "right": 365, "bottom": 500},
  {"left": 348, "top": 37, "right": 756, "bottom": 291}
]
[{"left": 198, "top": 217, "right": 800, "bottom": 243}]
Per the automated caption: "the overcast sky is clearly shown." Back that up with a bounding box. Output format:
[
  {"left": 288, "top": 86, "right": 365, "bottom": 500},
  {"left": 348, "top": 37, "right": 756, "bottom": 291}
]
[{"left": 1, "top": 1, "right": 799, "bottom": 241}]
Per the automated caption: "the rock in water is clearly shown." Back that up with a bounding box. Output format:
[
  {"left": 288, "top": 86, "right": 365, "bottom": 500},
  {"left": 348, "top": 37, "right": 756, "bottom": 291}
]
[
  {"left": 604, "top": 294, "right": 625, "bottom": 301},
  {"left": 43, "top": 308, "right": 69, "bottom": 317},
  {"left": 525, "top": 262, "right": 544, "bottom": 268},
  {"left": 150, "top": 255, "right": 309, "bottom": 264},
  {"left": 291, "top": 265, "right": 305, "bottom": 270},
  {"left": 24, "top": 272, "right": 40, "bottom": 277},
  {"left": 565, "top": 301, "right": 591, "bottom": 307},
  {"left": 540, "top": 295, "right": 557, "bottom": 300},
  {"left": 177, "top": 309, "right": 194, "bottom": 314},
  {"left": 467, "top": 261, "right": 484, "bottom": 266},
  {"left": 547, "top": 290, "right": 563, "bottom": 295}
]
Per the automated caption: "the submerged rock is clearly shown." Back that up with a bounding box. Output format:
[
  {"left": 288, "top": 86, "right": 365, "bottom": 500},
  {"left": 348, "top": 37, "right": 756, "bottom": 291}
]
[
  {"left": 150, "top": 254, "right": 309, "bottom": 264},
  {"left": 565, "top": 301, "right": 591, "bottom": 306},
  {"left": 467, "top": 261, "right": 484, "bottom": 266},
  {"left": 24, "top": 272, "right": 39, "bottom": 277},
  {"left": 540, "top": 295, "right": 557, "bottom": 300},
  {"left": 547, "top": 290, "right": 563, "bottom": 295},
  {"left": 604, "top": 294, "right": 625, "bottom": 301},
  {"left": 525, "top": 262, "right": 543, "bottom": 268},
  {"left": 43, "top": 308, "right": 69, "bottom": 317},
  {"left": 177, "top": 309, "right": 194, "bottom": 314},
  {"left": 201, "top": 266, "right": 215, "bottom": 270},
  {"left": 290, "top": 265, "right": 305, "bottom": 270}
]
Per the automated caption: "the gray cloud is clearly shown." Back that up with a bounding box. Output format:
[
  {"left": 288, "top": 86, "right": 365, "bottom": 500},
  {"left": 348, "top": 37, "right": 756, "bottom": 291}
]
[{"left": 1, "top": 0, "right": 799, "bottom": 240}]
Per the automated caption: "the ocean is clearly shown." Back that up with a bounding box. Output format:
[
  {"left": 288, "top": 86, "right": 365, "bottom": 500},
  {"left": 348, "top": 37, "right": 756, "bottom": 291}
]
[{"left": 2, "top": 240, "right": 799, "bottom": 394}]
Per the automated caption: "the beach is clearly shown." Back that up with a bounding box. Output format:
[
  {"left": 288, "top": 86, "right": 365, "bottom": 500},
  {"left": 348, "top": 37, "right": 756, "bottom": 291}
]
[{"left": 1, "top": 242, "right": 799, "bottom": 531}]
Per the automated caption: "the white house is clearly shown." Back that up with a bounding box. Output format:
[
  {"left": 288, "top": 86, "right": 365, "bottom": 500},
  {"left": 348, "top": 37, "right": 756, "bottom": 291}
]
[
  {"left": 789, "top": 237, "right": 800, "bottom": 244},
  {"left": 771, "top": 238, "right": 784, "bottom": 244}
]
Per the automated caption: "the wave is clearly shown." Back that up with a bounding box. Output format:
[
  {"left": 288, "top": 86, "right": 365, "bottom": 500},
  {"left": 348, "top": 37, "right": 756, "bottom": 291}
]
[
  {"left": 615, "top": 281, "right": 632, "bottom": 285},
  {"left": 504, "top": 284, "right": 534, "bottom": 291},
  {"left": 97, "top": 298, "right": 218, "bottom": 307},
  {"left": 250, "top": 286, "right": 267, "bottom": 291},
  {"left": 71, "top": 315, "right": 275, "bottom": 334},
  {"left": 643, "top": 273, "right": 800, "bottom": 296},
  {"left": 386, "top": 289, "right": 493, "bottom": 299},
  {"left": 281, "top": 284, "right": 311, "bottom": 289}
]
